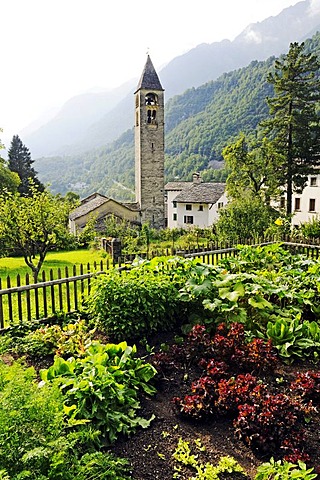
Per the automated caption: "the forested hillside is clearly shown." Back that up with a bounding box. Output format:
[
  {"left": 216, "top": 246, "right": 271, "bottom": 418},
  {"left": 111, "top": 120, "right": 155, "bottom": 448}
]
[
  {"left": 36, "top": 32, "right": 320, "bottom": 199},
  {"left": 26, "top": 0, "right": 320, "bottom": 158}
]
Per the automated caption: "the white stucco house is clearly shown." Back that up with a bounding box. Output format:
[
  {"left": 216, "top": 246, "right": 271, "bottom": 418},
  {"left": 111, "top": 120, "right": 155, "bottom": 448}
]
[
  {"left": 287, "top": 174, "right": 320, "bottom": 226},
  {"left": 165, "top": 173, "right": 226, "bottom": 229}
]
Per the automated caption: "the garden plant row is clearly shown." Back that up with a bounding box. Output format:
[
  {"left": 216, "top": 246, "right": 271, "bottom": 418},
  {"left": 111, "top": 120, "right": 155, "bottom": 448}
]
[{"left": 0, "top": 244, "right": 319, "bottom": 479}]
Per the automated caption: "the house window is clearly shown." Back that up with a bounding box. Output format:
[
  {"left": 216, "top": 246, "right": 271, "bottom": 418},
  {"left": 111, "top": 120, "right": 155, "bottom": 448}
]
[
  {"left": 294, "top": 198, "right": 301, "bottom": 211},
  {"left": 280, "top": 196, "right": 285, "bottom": 209},
  {"left": 173, "top": 213, "right": 177, "bottom": 221},
  {"left": 310, "top": 177, "right": 317, "bottom": 187},
  {"left": 172, "top": 201, "right": 177, "bottom": 208},
  {"left": 184, "top": 215, "right": 193, "bottom": 224},
  {"left": 309, "top": 198, "right": 316, "bottom": 212},
  {"left": 217, "top": 202, "right": 224, "bottom": 209},
  {"left": 198, "top": 205, "right": 204, "bottom": 211},
  {"left": 186, "top": 204, "right": 192, "bottom": 211}
]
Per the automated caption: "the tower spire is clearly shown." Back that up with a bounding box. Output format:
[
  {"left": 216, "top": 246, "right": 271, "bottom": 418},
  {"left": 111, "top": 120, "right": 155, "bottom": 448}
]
[{"left": 135, "top": 55, "right": 164, "bottom": 93}]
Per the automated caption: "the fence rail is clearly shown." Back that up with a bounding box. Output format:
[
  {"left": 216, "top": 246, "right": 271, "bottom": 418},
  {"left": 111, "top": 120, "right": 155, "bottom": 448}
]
[
  {"left": 1, "top": 241, "right": 320, "bottom": 328},
  {"left": 0, "top": 263, "right": 110, "bottom": 328}
]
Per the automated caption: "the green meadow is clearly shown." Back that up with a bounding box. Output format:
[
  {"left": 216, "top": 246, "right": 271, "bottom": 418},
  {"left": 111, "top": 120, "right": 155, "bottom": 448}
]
[{"left": 0, "top": 249, "right": 109, "bottom": 285}]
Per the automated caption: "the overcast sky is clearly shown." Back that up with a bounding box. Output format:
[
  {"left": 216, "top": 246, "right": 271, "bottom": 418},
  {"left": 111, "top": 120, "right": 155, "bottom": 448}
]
[{"left": 0, "top": 0, "right": 304, "bottom": 144}]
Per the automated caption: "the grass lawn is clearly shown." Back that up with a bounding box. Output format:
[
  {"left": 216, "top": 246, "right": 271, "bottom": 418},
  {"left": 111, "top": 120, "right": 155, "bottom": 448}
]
[{"left": 0, "top": 249, "right": 109, "bottom": 284}]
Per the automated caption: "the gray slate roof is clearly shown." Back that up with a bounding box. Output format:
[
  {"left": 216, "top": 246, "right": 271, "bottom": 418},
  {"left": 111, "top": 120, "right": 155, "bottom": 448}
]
[
  {"left": 69, "top": 193, "right": 138, "bottom": 220},
  {"left": 164, "top": 181, "right": 192, "bottom": 191},
  {"left": 69, "top": 193, "right": 109, "bottom": 220},
  {"left": 173, "top": 183, "right": 226, "bottom": 204},
  {"left": 135, "top": 55, "right": 164, "bottom": 92}
]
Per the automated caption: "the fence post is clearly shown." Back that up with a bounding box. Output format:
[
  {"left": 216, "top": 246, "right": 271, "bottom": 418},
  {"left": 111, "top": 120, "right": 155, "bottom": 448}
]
[
  {"left": 0, "top": 279, "right": 3, "bottom": 329},
  {"left": 65, "top": 267, "right": 71, "bottom": 312},
  {"left": 25, "top": 274, "right": 31, "bottom": 322},
  {"left": 7, "top": 276, "right": 13, "bottom": 324},
  {"left": 17, "top": 275, "right": 23, "bottom": 323},
  {"left": 73, "top": 265, "right": 78, "bottom": 311},
  {"left": 42, "top": 271, "right": 48, "bottom": 318},
  {"left": 58, "top": 268, "right": 63, "bottom": 311},
  {"left": 50, "top": 270, "right": 55, "bottom": 315}
]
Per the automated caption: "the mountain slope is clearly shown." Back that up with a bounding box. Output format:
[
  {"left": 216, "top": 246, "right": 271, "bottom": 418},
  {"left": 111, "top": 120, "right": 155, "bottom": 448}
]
[
  {"left": 35, "top": 31, "right": 320, "bottom": 199},
  {"left": 28, "top": 0, "right": 320, "bottom": 157}
]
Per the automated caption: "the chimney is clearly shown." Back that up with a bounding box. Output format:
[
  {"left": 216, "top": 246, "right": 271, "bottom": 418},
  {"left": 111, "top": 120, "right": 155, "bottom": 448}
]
[{"left": 192, "top": 172, "right": 202, "bottom": 184}]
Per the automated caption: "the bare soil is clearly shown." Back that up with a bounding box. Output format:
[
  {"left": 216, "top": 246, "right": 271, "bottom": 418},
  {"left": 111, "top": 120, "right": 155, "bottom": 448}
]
[
  {"left": 13, "top": 331, "right": 320, "bottom": 480},
  {"left": 109, "top": 334, "right": 320, "bottom": 480}
]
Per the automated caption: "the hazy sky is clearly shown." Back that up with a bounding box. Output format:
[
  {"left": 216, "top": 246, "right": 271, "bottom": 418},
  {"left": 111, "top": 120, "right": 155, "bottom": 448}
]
[{"left": 0, "top": 0, "right": 305, "bottom": 144}]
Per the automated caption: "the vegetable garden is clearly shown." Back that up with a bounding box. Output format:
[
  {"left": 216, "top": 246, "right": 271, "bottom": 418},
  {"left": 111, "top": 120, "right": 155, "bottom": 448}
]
[{"left": 0, "top": 244, "right": 319, "bottom": 479}]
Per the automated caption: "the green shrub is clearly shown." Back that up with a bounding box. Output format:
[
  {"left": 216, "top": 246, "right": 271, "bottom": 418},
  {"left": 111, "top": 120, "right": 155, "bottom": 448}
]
[
  {"left": 87, "top": 256, "right": 199, "bottom": 340},
  {"left": 0, "top": 361, "right": 64, "bottom": 474},
  {"left": 299, "top": 217, "right": 320, "bottom": 240},
  {"left": 15, "top": 320, "right": 94, "bottom": 358},
  {"left": 216, "top": 196, "right": 277, "bottom": 242},
  {"left": 0, "top": 360, "right": 133, "bottom": 479}
]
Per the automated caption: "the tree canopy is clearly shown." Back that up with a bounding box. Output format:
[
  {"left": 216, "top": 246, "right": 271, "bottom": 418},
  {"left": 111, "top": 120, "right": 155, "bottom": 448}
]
[
  {"left": 8, "top": 135, "right": 44, "bottom": 196},
  {"left": 222, "top": 134, "right": 283, "bottom": 203},
  {"left": 0, "top": 130, "right": 20, "bottom": 193},
  {"left": 0, "top": 186, "right": 71, "bottom": 282},
  {"left": 216, "top": 195, "right": 278, "bottom": 242},
  {"left": 263, "top": 41, "right": 320, "bottom": 215}
]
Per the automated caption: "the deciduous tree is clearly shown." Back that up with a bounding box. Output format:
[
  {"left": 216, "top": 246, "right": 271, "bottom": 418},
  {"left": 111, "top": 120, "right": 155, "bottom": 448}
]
[
  {"left": 216, "top": 195, "right": 277, "bottom": 242},
  {"left": 0, "top": 186, "right": 70, "bottom": 282},
  {"left": 223, "top": 134, "right": 282, "bottom": 203}
]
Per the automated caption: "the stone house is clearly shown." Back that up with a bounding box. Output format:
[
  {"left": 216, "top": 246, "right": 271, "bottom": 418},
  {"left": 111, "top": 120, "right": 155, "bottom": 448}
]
[{"left": 68, "top": 193, "right": 140, "bottom": 234}]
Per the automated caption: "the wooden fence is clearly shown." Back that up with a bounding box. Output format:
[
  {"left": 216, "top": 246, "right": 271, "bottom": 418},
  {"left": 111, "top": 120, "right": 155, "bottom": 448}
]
[
  {"left": 1, "top": 241, "right": 320, "bottom": 328},
  {"left": 0, "top": 261, "right": 112, "bottom": 328}
]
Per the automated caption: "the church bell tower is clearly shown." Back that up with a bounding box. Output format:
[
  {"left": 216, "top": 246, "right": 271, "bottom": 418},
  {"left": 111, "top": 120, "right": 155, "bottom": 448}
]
[{"left": 135, "top": 55, "right": 165, "bottom": 228}]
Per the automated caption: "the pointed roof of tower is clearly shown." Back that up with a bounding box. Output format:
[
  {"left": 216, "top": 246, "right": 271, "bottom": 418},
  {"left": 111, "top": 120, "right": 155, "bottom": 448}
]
[{"left": 135, "top": 55, "right": 164, "bottom": 93}]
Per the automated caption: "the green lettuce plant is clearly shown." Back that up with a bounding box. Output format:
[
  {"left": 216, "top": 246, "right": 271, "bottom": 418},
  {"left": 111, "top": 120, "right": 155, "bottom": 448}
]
[
  {"left": 172, "top": 437, "right": 247, "bottom": 479},
  {"left": 255, "top": 457, "right": 317, "bottom": 480},
  {"left": 40, "top": 340, "right": 157, "bottom": 444}
]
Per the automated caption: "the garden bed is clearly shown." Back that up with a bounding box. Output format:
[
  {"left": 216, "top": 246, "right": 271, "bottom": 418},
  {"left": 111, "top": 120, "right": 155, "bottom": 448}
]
[{"left": 109, "top": 330, "right": 320, "bottom": 479}]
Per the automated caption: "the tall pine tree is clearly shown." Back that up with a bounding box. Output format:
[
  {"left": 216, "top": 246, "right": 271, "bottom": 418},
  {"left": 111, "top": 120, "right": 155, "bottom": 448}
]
[
  {"left": 263, "top": 41, "right": 320, "bottom": 216},
  {"left": 8, "top": 135, "right": 44, "bottom": 196}
]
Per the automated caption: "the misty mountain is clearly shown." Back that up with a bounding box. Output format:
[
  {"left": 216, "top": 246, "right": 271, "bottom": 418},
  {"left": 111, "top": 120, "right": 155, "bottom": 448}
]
[
  {"left": 24, "top": 80, "right": 134, "bottom": 157},
  {"left": 35, "top": 31, "right": 320, "bottom": 201},
  {"left": 27, "top": 0, "right": 320, "bottom": 158}
]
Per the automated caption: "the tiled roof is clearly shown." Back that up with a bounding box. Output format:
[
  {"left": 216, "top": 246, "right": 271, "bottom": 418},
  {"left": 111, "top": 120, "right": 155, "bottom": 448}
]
[
  {"left": 173, "top": 182, "right": 226, "bottom": 204},
  {"left": 164, "top": 181, "right": 192, "bottom": 191},
  {"left": 135, "top": 55, "right": 164, "bottom": 92}
]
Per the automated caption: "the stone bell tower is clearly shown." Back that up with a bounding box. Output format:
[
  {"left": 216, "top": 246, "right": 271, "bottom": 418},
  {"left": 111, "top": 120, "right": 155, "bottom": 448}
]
[{"left": 134, "top": 55, "right": 165, "bottom": 229}]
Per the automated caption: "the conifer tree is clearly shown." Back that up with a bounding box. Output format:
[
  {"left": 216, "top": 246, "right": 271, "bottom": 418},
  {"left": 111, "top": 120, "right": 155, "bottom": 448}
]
[
  {"left": 0, "top": 130, "right": 20, "bottom": 193},
  {"left": 263, "top": 41, "right": 320, "bottom": 215},
  {"left": 7, "top": 135, "right": 44, "bottom": 196}
]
